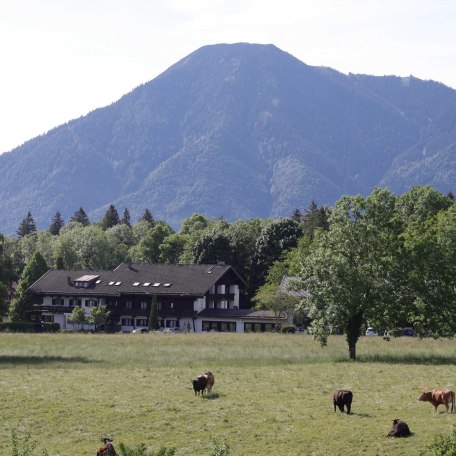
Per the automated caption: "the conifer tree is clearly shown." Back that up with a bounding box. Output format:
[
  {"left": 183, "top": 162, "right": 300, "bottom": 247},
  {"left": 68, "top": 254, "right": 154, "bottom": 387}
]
[
  {"left": 9, "top": 251, "right": 48, "bottom": 321},
  {"left": 121, "top": 208, "right": 131, "bottom": 227},
  {"left": 49, "top": 211, "right": 65, "bottom": 235},
  {"left": 16, "top": 212, "right": 37, "bottom": 238},
  {"left": 70, "top": 207, "right": 90, "bottom": 226},
  {"left": 101, "top": 204, "right": 120, "bottom": 230},
  {"left": 148, "top": 295, "right": 160, "bottom": 330},
  {"left": 140, "top": 209, "right": 155, "bottom": 225}
]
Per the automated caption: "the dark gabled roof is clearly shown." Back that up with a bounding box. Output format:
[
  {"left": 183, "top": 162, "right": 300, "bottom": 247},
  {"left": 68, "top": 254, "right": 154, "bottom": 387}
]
[{"left": 28, "top": 263, "right": 243, "bottom": 297}]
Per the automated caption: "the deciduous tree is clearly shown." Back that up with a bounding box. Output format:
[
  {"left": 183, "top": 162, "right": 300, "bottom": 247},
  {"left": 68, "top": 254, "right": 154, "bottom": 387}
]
[{"left": 296, "top": 189, "right": 405, "bottom": 359}]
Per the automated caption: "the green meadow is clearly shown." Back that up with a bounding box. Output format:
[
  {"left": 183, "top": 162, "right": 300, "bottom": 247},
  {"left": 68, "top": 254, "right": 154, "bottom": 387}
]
[{"left": 1, "top": 332, "right": 456, "bottom": 455}]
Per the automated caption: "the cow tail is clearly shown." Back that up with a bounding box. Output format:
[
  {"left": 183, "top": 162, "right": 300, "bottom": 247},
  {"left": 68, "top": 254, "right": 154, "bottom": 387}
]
[{"left": 452, "top": 392, "right": 455, "bottom": 413}]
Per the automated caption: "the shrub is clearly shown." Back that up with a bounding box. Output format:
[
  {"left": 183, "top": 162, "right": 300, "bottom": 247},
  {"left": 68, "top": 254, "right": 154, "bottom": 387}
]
[
  {"left": 209, "top": 438, "right": 230, "bottom": 456},
  {"left": 280, "top": 326, "right": 296, "bottom": 334},
  {"left": 0, "top": 322, "right": 60, "bottom": 333},
  {"left": 11, "top": 428, "right": 48, "bottom": 456},
  {"left": 422, "top": 424, "right": 456, "bottom": 455}
]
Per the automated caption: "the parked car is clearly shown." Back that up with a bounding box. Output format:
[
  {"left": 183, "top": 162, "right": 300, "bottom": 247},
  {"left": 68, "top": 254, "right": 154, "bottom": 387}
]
[
  {"left": 132, "top": 328, "right": 149, "bottom": 333},
  {"left": 384, "top": 327, "right": 416, "bottom": 337},
  {"left": 403, "top": 327, "right": 416, "bottom": 337},
  {"left": 365, "top": 327, "right": 379, "bottom": 336}
]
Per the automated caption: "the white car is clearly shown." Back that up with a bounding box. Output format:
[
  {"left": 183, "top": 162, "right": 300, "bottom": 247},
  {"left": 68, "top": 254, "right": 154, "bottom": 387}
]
[{"left": 365, "top": 327, "right": 378, "bottom": 336}]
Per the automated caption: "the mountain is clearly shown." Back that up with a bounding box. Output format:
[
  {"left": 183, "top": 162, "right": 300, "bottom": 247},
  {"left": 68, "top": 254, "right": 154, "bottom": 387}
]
[{"left": 1, "top": 43, "right": 455, "bottom": 235}]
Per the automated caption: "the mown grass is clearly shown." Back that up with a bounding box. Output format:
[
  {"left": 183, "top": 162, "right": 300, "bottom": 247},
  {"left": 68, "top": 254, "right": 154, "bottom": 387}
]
[{"left": 1, "top": 333, "right": 456, "bottom": 455}]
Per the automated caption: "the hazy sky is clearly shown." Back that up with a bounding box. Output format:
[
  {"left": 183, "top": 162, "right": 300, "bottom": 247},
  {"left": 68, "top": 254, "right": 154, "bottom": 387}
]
[{"left": 1, "top": 0, "right": 455, "bottom": 154}]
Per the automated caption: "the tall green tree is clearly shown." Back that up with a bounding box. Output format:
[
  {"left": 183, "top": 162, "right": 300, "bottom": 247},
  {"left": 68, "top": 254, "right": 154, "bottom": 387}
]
[
  {"left": 148, "top": 295, "right": 159, "bottom": 330},
  {"left": 140, "top": 209, "right": 155, "bottom": 225},
  {"left": 101, "top": 204, "right": 120, "bottom": 230},
  {"left": 16, "top": 212, "right": 37, "bottom": 238},
  {"left": 49, "top": 211, "right": 65, "bottom": 235},
  {"left": 70, "top": 207, "right": 90, "bottom": 226},
  {"left": 9, "top": 251, "right": 48, "bottom": 322},
  {"left": 0, "top": 282, "right": 8, "bottom": 321},
  {"left": 193, "top": 229, "right": 234, "bottom": 265},
  {"left": 296, "top": 188, "right": 405, "bottom": 359},
  {"left": 402, "top": 204, "right": 456, "bottom": 337},
  {"left": 252, "top": 218, "right": 303, "bottom": 292},
  {"left": 121, "top": 208, "right": 131, "bottom": 227},
  {"left": 130, "top": 222, "right": 173, "bottom": 263}
]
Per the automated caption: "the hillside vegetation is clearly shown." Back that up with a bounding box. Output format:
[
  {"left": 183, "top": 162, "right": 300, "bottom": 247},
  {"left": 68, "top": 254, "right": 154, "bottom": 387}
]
[{"left": 0, "top": 43, "right": 455, "bottom": 234}]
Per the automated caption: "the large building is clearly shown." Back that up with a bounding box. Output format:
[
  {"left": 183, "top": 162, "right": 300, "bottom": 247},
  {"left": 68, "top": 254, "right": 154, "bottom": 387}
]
[{"left": 27, "top": 262, "right": 288, "bottom": 332}]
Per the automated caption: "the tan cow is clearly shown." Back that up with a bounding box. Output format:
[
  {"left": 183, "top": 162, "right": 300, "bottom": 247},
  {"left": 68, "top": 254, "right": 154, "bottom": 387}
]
[
  {"left": 204, "top": 371, "right": 215, "bottom": 395},
  {"left": 419, "top": 388, "right": 455, "bottom": 413}
]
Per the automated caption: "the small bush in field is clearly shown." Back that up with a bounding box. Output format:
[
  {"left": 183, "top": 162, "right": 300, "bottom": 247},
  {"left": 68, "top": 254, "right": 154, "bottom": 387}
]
[
  {"left": 209, "top": 438, "right": 230, "bottom": 456},
  {"left": 422, "top": 424, "right": 456, "bottom": 455},
  {"left": 11, "top": 429, "right": 48, "bottom": 456},
  {"left": 280, "top": 325, "right": 296, "bottom": 333}
]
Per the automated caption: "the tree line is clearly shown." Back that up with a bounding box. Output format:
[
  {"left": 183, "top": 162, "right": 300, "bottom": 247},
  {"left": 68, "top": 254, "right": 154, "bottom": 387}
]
[{"left": 1, "top": 185, "right": 455, "bottom": 360}]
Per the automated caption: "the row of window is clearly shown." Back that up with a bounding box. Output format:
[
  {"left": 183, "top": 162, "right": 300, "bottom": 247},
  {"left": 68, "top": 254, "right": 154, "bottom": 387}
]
[
  {"left": 202, "top": 321, "right": 276, "bottom": 333},
  {"left": 51, "top": 298, "right": 98, "bottom": 307}
]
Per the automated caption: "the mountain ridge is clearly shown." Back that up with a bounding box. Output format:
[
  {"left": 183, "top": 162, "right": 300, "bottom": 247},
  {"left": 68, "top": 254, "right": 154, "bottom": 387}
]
[{"left": 1, "top": 42, "right": 455, "bottom": 234}]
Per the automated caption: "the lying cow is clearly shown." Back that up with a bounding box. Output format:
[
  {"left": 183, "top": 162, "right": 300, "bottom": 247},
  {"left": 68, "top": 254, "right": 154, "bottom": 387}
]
[
  {"left": 333, "top": 389, "right": 353, "bottom": 414},
  {"left": 97, "top": 437, "right": 117, "bottom": 456},
  {"left": 204, "top": 371, "right": 215, "bottom": 395},
  {"left": 419, "top": 388, "right": 455, "bottom": 413},
  {"left": 387, "top": 419, "right": 411, "bottom": 437},
  {"left": 192, "top": 375, "right": 208, "bottom": 396}
]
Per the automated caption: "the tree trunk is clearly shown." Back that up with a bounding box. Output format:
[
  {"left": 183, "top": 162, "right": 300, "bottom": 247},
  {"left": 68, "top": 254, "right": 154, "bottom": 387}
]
[
  {"left": 346, "top": 312, "right": 363, "bottom": 360},
  {"left": 348, "top": 341, "right": 357, "bottom": 360}
]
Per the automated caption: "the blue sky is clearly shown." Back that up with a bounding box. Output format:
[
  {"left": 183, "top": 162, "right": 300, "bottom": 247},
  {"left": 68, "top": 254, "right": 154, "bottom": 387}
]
[{"left": 1, "top": 0, "right": 455, "bottom": 154}]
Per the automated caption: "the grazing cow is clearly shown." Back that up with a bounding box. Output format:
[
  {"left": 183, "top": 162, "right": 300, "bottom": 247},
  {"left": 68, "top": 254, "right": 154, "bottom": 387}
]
[
  {"left": 419, "top": 389, "right": 455, "bottom": 413},
  {"left": 97, "top": 437, "right": 117, "bottom": 456},
  {"left": 333, "top": 390, "right": 353, "bottom": 414},
  {"left": 192, "top": 375, "right": 208, "bottom": 396},
  {"left": 204, "top": 371, "right": 215, "bottom": 395},
  {"left": 387, "top": 419, "right": 411, "bottom": 437}
]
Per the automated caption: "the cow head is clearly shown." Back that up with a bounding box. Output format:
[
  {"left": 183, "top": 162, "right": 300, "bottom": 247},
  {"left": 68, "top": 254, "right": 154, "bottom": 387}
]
[{"left": 419, "top": 391, "right": 431, "bottom": 401}]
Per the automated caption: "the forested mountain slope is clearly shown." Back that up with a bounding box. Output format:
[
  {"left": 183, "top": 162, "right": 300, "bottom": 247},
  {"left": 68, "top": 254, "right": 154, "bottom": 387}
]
[{"left": 1, "top": 43, "right": 455, "bottom": 234}]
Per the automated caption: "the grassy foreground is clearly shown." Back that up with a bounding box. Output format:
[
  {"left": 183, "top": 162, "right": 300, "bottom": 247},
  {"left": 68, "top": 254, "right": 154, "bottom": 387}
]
[{"left": 1, "top": 333, "right": 456, "bottom": 455}]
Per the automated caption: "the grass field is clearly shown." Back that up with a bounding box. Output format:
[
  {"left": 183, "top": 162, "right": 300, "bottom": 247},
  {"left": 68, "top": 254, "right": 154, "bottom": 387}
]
[{"left": 1, "top": 332, "right": 456, "bottom": 455}]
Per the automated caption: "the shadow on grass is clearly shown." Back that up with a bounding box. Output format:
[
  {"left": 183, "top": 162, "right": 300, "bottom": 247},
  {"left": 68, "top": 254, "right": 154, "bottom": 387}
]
[
  {"left": 350, "top": 412, "right": 371, "bottom": 418},
  {"left": 0, "top": 355, "right": 94, "bottom": 365},
  {"left": 354, "top": 354, "right": 456, "bottom": 365},
  {"left": 202, "top": 393, "right": 221, "bottom": 400}
]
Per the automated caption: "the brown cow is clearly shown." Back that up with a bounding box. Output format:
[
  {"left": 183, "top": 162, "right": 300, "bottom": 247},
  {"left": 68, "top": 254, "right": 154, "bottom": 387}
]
[
  {"left": 419, "top": 388, "right": 455, "bottom": 413},
  {"left": 333, "top": 389, "right": 353, "bottom": 414},
  {"left": 204, "top": 371, "right": 215, "bottom": 395},
  {"left": 387, "top": 419, "right": 411, "bottom": 437},
  {"left": 97, "top": 437, "right": 117, "bottom": 456}
]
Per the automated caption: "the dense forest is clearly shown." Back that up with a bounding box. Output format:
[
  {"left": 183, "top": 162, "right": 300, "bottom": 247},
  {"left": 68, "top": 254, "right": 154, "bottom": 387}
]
[{"left": 1, "top": 185, "right": 455, "bottom": 359}]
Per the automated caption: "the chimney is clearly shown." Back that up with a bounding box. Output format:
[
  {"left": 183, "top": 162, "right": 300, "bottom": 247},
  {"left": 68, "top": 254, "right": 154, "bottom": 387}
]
[{"left": 67, "top": 276, "right": 73, "bottom": 286}]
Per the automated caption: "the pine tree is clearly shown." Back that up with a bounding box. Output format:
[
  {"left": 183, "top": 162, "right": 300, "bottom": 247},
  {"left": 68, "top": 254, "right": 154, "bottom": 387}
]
[
  {"left": 121, "top": 208, "right": 131, "bottom": 227},
  {"left": 16, "top": 212, "right": 37, "bottom": 238},
  {"left": 9, "top": 251, "right": 48, "bottom": 322},
  {"left": 70, "top": 207, "right": 90, "bottom": 226},
  {"left": 101, "top": 204, "right": 120, "bottom": 230},
  {"left": 49, "top": 211, "right": 65, "bottom": 235},
  {"left": 148, "top": 295, "right": 160, "bottom": 330},
  {"left": 140, "top": 209, "right": 155, "bottom": 225}
]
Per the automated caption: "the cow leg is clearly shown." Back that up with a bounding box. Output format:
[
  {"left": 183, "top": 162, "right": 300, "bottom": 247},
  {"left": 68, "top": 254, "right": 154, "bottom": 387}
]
[{"left": 346, "top": 403, "right": 351, "bottom": 414}]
